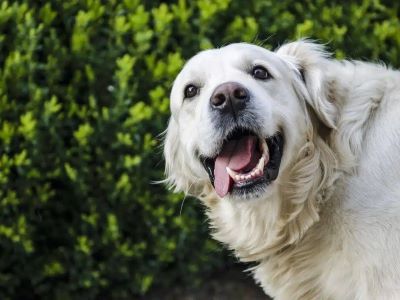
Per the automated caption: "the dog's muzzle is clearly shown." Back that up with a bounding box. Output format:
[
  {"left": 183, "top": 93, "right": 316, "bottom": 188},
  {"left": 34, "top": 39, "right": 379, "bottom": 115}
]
[{"left": 200, "top": 127, "right": 284, "bottom": 198}]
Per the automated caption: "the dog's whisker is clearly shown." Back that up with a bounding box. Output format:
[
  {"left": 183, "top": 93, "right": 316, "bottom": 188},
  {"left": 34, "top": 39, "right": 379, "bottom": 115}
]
[{"left": 179, "top": 196, "right": 186, "bottom": 216}]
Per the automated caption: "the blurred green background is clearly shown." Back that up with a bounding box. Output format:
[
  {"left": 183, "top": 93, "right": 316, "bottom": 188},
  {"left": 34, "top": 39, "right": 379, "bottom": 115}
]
[{"left": 0, "top": 0, "right": 399, "bottom": 299}]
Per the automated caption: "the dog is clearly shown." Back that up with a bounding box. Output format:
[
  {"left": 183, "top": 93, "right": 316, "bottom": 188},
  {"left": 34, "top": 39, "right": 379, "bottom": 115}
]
[{"left": 163, "top": 40, "right": 400, "bottom": 299}]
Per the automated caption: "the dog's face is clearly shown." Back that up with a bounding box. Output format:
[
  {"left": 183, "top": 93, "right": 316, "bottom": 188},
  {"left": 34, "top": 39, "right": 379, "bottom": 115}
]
[{"left": 164, "top": 41, "right": 337, "bottom": 203}]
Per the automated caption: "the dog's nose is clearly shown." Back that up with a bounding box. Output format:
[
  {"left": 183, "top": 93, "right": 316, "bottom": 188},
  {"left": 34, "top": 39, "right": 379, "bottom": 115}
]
[{"left": 210, "top": 82, "right": 249, "bottom": 114}]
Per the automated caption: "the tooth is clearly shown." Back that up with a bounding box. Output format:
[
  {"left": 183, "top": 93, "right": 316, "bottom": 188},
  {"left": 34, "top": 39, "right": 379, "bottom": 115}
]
[
  {"left": 235, "top": 175, "right": 241, "bottom": 181},
  {"left": 241, "top": 175, "right": 246, "bottom": 180},
  {"left": 226, "top": 167, "right": 238, "bottom": 179},
  {"left": 261, "top": 139, "right": 269, "bottom": 155},
  {"left": 257, "top": 157, "right": 265, "bottom": 170}
]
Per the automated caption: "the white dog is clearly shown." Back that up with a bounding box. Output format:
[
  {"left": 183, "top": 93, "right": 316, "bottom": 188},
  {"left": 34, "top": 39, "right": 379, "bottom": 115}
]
[{"left": 163, "top": 40, "right": 400, "bottom": 299}]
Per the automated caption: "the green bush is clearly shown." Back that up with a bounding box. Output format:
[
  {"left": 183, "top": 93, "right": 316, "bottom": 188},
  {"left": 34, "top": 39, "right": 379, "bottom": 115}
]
[{"left": 0, "top": 0, "right": 399, "bottom": 299}]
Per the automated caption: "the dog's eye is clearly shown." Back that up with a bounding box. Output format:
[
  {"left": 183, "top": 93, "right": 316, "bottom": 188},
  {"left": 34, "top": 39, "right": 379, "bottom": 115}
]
[
  {"left": 184, "top": 84, "right": 199, "bottom": 99},
  {"left": 252, "top": 66, "right": 270, "bottom": 80}
]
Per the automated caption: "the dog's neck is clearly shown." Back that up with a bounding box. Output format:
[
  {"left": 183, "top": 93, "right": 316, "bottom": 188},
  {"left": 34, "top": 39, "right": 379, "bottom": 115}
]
[
  {"left": 201, "top": 141, "right": 341, "bottom": 297},
  {"left": 197, "top": 117, "right": 343, "bottom": 297}
]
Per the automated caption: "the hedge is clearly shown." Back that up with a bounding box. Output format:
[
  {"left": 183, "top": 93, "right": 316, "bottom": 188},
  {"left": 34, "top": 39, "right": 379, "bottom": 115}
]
[{"left": 0, "top": 0, "right": 399, "bottom": 299}]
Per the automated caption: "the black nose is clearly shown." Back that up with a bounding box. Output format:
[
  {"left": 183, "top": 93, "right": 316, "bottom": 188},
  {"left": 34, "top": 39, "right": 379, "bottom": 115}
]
[{"left": 210, "top": 82, "right": 249, "bottom": 115}]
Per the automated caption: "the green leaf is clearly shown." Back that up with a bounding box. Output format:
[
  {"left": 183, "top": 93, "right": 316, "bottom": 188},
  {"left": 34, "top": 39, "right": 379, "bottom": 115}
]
[
  {"left": 44, "top": 95, "right": 62, "bottom": 116},
  {"left": 74, "top": 123, "right": 94, "bottom": 146},
  {"left": 64, "top": 163, "right": 77, "bottom": 181},
  {"left": 19, "top": 111, "right": 36, "bottom": 139}
]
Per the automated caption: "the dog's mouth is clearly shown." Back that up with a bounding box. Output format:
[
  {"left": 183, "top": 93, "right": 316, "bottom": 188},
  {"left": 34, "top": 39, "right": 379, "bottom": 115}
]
[{"left": 200, "top": 128, "right": 284, "bottom": 198}]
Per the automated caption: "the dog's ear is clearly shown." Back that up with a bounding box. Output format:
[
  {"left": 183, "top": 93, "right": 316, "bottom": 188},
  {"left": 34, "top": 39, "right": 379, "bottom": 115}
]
[
  {"left": 163, "top": 118, "right": 192, "bottom": 194},
  {"left": 276, "top": 40, "right": 338, "bottom": 129}
]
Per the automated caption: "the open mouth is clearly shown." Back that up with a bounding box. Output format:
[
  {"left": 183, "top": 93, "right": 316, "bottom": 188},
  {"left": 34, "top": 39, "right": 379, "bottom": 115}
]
[{"left": 201, "top": 128, "right": 284, "bottom": 198}]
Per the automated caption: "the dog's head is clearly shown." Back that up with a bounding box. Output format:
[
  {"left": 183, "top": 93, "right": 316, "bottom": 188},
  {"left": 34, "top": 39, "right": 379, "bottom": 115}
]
[{"left": 164, "top": 41, "right": 339, "bottom": 257}]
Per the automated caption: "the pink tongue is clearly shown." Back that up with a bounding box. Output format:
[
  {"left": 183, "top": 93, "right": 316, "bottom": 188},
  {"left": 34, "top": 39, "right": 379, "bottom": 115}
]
[{"left": 214, "top": 136, "right": 258, "bottom": 197}]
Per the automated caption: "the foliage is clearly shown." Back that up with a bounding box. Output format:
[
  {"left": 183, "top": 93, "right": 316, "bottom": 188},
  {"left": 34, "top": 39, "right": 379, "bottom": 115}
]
[{"left": 0, "top": 0, "right": 399, "bottom": 299}]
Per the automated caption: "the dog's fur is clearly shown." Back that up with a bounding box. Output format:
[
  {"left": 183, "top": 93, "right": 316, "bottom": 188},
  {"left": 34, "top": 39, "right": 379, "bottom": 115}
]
[{"left": 163, "top": 40, "right": 400, "bottom": 299}]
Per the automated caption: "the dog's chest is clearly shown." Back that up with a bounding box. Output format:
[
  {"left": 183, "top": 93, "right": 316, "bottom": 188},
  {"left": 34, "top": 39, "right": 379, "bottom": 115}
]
[{"left": 252, "top": 216, "right": 359, "bottom": 300}]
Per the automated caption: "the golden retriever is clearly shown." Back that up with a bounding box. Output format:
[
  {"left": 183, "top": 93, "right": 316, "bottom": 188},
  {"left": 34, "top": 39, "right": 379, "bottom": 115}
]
[{"left": 164, "top": 40, "right": 400, "bottom": 299}]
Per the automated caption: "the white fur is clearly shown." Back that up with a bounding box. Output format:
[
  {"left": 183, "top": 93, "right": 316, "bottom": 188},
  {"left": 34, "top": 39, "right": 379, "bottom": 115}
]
[{"left": 164, "top": 40, "right": 400, "bottom": 299}]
